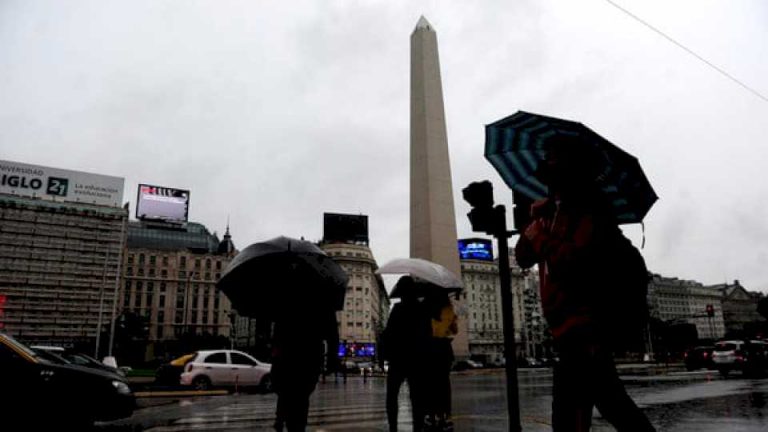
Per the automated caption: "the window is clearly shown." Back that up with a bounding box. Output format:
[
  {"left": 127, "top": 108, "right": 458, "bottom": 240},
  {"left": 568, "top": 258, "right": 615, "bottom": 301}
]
[
  {"left": 158, "top": 311, "right": 165, "bottom": 323},
  {"left": 162, "top": 256, "right": 169, "bottom": 266},
  {"left": 139, "top": 254, "right": 145, "bottom": 264},
  {"left": 159, "top": 295, "right": 166, "bottom": 308},
  {"left": 191, "top": 311, "right": 198, "bottom": 323},
  {"left": 127, "top": 267, "right": 133, "bottom": 276},
  {"left": 195, "top": 259, "right": 201, "bottom": 269},
  {"left": 149, "top": 255, "right": 156, "bottom": 265},
  {"left": 138, "top": 268, "right": 145, "bottom": 276},
  {"left": 231, "top": 352, "right": 256, "bottom": 366},
  {"left": 127, "top": 255, "right": 134, "bottom": 264},
  {"left": 206, "top": 259, "right": 212, "bottom": 270},
  {"left": 205, "top": 272, "right": 211, "bottom": 281},
  {"left": 180, "top": 256, "right": 187, "bottom": 267},
  {"left": 178, "top": 271, "right": 186, "bottom": 279},
  {"left": 205, "top": 352, "right": 227, "bottom": 364},
  {"left": 125, "top": 280, "right": 131, "bottom": 291},
  {"left": 216, "top": 261, "right": 222, "bottom": 270},
  {"left": 149, "top": 268, "right": 155, "bottom": 277},
  {"left": 136, "top": 281, "right": 143, "bottom": 291},
  {"left": 161, "top": 270, "right": 167, "bottom": 278}
]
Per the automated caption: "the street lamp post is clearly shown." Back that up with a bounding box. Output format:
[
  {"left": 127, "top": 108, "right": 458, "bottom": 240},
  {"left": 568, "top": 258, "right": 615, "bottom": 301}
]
[{"left": 183, "top": 271, "right": 196, "bottom": 337}]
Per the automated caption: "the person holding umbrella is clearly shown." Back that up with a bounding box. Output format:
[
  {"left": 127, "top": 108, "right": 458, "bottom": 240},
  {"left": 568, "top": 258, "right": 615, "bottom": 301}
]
[
  {"left": 216, "top": 237, "right": 347, "bottom": 432},
  {"left": 514, "top": 137, "right": 656, "bottom": 432},
  {"left": 381, "top": 276, "right": 432, "bottom": 432},
  {"left": 377, "top": 258, "right": 463, "bottom": 432}
]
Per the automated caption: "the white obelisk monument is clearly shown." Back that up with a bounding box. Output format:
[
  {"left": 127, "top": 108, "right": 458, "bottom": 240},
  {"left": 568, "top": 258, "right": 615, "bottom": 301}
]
[{"left": 410, "top": 16, "right": 469, "bottom": 358}]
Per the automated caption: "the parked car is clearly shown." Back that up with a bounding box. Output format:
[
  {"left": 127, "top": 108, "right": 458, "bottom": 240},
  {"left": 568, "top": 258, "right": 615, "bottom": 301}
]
[
  {"left": 683, "top": 346, "right": 714, "bottom": 371},
  {"left": 155, "top": 353, "right": 196, "bottom": 385},
  {"left": 180, "top": 349, "right": 272, "bottom": 391},
  {"left": 32, "top": 345, "right": 125, "bottom": 376},
  {"left": 1, "top": 333, "right": 134, "bottom": 428},
  {"left": 712, "top": 340, "right": 768, "bottom": 377}
]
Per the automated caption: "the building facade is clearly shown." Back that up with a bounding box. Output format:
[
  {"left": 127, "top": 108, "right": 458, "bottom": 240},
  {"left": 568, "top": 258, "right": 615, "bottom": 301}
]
[
  {"left": 648, "top": 274, "right": 725, "bottom": 340},
  {"left": 460, "top": 256, "right": 540, "bottom": 364},
  {"left": 710, "top": 280, "right": 766, "bottom": 337},
  {"left": 0, "top": 195, "right": 127, "bottom": 349},
  {"left": 119, "top": 221, "right": 235, "bottom": 346},
  {"left": 515, "top": 267, "right": 549, "bottom": 360},
  {"left": 461, "top": 259, "right": 504, "bottom": 364},
  {"left": 320, "top": 242, "right": 389, "bottom": 356}
]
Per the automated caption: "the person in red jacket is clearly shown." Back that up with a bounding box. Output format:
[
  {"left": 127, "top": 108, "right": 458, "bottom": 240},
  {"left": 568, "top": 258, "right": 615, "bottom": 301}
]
[{"left": 515, "top": 139, "right": 655, "bottom": 432}]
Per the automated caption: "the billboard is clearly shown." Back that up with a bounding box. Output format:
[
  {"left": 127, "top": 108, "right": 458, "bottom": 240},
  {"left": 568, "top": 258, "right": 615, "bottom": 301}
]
[
  {"left": 323, "top": 213, "right": 369, "bottom": 244},
  {"left": 0, "top": 159, "right": 124, "bottom": 207},
  {"left": 136, "top": 184, "right": 190, "bottom": 222},
  {"left": 458, "top": 238, "right": 494, "bottom": 261}
]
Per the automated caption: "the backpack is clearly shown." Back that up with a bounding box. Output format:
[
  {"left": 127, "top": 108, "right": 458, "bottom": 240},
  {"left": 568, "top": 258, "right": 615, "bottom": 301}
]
[
  {"left": 597, "top": 233, "right": 650, "bottom": 347},
  {"left": 431, "top": 302, "right": 458, "bottom": 339}
]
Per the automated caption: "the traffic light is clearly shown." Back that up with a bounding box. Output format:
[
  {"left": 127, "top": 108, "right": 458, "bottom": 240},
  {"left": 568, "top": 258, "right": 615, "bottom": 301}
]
[
  {"left": 463, "top": 181, "right": 497, "bottom": 235},
  {"left": 706, "top": 304, "right": 714, "bottom": 317}
]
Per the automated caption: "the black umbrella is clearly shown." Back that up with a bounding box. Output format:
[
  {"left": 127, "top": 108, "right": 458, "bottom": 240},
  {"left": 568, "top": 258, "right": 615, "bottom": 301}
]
[
  {"left": 216, "top": 236, "right": 348, "bottom": 318},
  {"left": 485, "top": 111, "right": 658, "bottom": 224}
]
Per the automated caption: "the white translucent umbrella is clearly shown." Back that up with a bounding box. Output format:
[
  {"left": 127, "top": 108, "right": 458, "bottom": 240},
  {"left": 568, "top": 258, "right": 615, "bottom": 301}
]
[{"left": 377, "top": 258, "right": 463, "bottom": 297}]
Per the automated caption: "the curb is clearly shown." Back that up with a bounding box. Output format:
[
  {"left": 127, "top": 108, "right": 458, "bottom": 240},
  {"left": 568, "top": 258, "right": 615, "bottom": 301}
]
[{"left": 133, "top": 390, "right": 229, "bottom": 398}]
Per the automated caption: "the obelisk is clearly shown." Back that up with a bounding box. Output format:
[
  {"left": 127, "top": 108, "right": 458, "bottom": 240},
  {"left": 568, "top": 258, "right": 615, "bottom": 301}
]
[{"left": 410, "top": 16, "right": 468, "bottom": 358}]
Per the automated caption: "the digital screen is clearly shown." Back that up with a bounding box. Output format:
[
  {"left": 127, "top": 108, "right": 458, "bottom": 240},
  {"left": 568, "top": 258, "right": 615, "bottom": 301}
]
[
  {"left": 136, "top": 184, "right": 190, "bottom": 222},
  {"left": 338, "top": 342, "right": 376, "bottom": 358},
  {"left": 324, "top": 213, "right": 369, "bottom": 244},
  {"left": 458, "top": 238, "right": 494, "bottom": 261}
]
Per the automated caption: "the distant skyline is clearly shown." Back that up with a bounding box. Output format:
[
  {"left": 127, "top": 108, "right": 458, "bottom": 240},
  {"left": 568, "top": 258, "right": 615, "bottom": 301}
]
[{"left": 1, "top": 1, "right": 766, "bottom": 293}]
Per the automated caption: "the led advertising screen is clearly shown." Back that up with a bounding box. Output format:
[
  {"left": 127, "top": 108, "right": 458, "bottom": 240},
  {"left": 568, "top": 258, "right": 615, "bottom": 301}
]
[
  {"left": 136, "top": 184, "right": 190, "bottom": 222},
  {"left": 323, "top": 213, "right": 369, "bottom": 244},
  {"left": 337, "top": 342, "right": 376, "bottom": 358},
  {"left": 458, "top": 238, "right": 494, "bottom": 261}
]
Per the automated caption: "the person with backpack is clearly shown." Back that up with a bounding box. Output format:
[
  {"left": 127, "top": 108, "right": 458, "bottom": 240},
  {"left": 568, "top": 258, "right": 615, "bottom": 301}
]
[
  {"left": 514, "top": 140, "right": 656, "bottom": 432},
  {"left": 422, "top": 292, "right": 459, "bottom": 432}
]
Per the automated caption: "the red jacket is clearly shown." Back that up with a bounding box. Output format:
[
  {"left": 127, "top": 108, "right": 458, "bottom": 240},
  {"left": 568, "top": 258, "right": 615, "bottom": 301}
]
[{"left": 515, "top": 196, "right": 619, "bottom": 341}]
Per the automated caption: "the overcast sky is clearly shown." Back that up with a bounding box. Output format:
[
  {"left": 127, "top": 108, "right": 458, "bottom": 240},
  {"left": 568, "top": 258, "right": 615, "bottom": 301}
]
[{"left": 2, "top": 0, "right": 767, "bottom": 293}]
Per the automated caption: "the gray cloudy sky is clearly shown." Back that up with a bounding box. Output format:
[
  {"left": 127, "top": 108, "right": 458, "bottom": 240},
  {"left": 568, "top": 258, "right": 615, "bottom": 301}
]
[{"left": 2, "top": 1, "right": 767, "bottom": 293}]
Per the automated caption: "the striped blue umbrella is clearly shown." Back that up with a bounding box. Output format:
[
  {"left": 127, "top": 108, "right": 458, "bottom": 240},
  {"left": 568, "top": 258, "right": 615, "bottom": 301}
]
[{"left": 485, "top": 111, "right": 658, "bottom": 224}]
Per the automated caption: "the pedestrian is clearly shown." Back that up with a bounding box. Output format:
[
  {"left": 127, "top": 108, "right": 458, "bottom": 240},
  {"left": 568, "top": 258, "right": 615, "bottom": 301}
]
[
  {"left": 514, "top": 138, "right": 656, "bottom": 432},
  {"left": 422, "top": 292, "right": 458, "bottom": 432},
  {"left": 271, "top": 268, "right": 340, "bottom": 432},
  {"left": 381, "top": 276, "right": 432, "bottom": 432}
]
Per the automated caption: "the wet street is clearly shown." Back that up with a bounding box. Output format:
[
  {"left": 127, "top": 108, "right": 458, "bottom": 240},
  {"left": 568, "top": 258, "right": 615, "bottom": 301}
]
[{"left": 100, "top": 369, "right": 768, "bottom": 431}]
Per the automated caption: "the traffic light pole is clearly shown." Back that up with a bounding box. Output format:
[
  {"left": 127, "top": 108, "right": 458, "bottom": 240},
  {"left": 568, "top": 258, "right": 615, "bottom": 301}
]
[
  {"left": 463, "top": 181, "right": 522, "bottom": 432},
  {"left": 494, "top": 205, "right": 522, "bottom": 432}
]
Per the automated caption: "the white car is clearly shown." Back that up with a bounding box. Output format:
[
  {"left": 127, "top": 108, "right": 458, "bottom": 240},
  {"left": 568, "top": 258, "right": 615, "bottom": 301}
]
[{"left": 180, "top": 350, "right": 272, "bottom": 391}]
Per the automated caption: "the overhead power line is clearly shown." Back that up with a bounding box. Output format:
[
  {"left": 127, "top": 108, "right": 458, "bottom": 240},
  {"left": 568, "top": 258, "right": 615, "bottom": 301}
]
[{"left": 605, "top": 0, "right": 768, "bottom": 104}]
